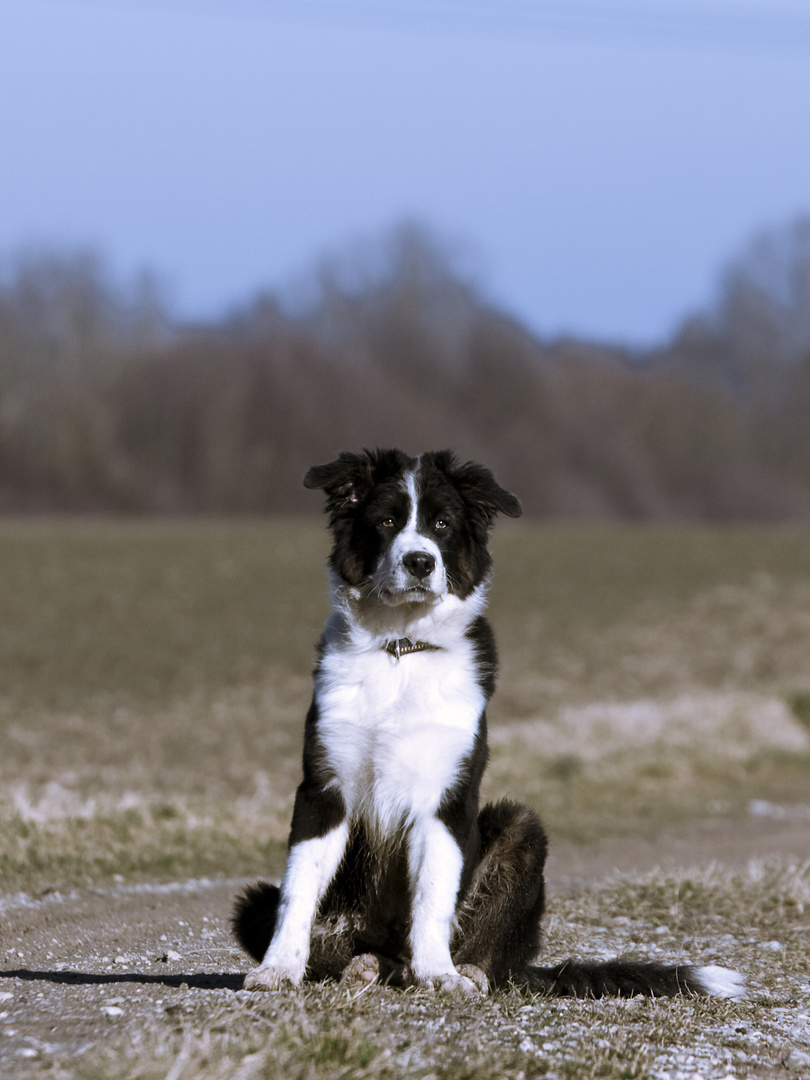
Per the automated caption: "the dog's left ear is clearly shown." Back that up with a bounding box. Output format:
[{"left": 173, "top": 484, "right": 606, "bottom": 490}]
[{"left": 447, "top": 458, "right": 522, "bottom": 523}]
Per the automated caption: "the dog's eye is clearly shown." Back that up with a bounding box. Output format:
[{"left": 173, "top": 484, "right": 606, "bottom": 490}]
[
  {"left": 435, "top": 519, "right": 448, "bottom": 530},
  {"left": 380, "top": 518, "right": 396, "bottom": 528}
]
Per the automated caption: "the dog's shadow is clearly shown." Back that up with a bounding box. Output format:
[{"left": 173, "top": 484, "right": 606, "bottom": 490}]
[{"left": 0, "top": 968, "right": 245, "bottom": 991}]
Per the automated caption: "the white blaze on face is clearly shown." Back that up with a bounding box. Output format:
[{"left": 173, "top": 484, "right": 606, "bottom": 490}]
[{"left": 373, "top": 468, "right": 447, "bottom": 604}]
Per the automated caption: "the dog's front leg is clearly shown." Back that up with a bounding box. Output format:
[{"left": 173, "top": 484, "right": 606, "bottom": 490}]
[
  {"left": 407, "top": 817, "right": 480, "bottom": 995},
  {"left": 243, "top": 820, "right": 349, "bottom": 991}
]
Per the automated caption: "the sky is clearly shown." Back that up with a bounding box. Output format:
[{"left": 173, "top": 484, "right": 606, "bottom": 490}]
[{"left": 2, "top": 0, "right": 810, "bottom": 346}]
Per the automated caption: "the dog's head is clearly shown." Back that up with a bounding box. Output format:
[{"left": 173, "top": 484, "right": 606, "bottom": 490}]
[{"left": 304, "top": 448, "right": 521, "bottom": 605}]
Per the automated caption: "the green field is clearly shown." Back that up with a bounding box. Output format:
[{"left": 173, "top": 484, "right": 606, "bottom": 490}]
[{"left": 1, "top": 519, "right": 809, "bottom": 892}]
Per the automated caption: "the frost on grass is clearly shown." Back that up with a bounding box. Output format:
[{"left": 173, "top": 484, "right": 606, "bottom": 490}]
[
  {"left": 10, "top": 860, "right": 807, "bottom": 1080},
  {"left": 492, "top": 690, "right": 810, "bottom": 767},
  {"left": 487, "top": 689, "right": 810, "bottom": 833}
]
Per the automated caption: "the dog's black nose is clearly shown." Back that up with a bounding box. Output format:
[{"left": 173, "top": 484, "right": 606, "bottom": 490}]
[{"left": 402, "top": 551, "right": 436, "bottom": 580}]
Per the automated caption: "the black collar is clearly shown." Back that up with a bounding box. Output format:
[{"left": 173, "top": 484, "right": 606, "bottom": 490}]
[{"left": 382, "top": 638, "right": 443, "bottom": 661}]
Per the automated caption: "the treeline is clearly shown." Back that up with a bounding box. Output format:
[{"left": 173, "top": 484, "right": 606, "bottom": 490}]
[{"left": 1, "top": 221, "right": 810, "bottom": 519}]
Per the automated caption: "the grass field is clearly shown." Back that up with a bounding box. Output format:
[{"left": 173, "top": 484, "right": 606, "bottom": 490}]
[
  {"left": 2, "top": 519, "right": 809, "bottom": 892},
  {"left": 1, "top": 519, "right": 809, "bottom": 1079}
]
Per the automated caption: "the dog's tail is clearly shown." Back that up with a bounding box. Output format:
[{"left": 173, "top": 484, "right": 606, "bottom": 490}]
[
  {"left": 520, "top": 959, "right": 745, "bottom": 999},
  {"left": 232, "top": 880, "right": 279, "bottom": 963}
]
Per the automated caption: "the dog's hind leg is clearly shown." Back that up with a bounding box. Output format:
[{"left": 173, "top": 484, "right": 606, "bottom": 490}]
[
  {"left": 451, "top": 800, "right": 745, "bottom": 1000},
  {"left": 451, "top": 799, "right": 548, "bottom": 988}
]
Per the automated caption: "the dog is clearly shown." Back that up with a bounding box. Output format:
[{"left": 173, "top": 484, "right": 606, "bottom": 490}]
[{"left": 233, "top": 448, "right": 744, "bottom": 999}]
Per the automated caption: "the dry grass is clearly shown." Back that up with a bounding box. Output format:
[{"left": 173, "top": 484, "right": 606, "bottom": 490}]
[
  {"left": 2, "top": 520, "right": 810, "bottom": 890},
  {"left": 3, "top": 519, "right": 810, "bottom": 1078},
  {"left": 490, "top": 524, "right": 810, "bottom": 715}
]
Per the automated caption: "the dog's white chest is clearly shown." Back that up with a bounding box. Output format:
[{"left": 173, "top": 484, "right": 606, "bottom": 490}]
[{"left": 315, "top": 644, "right": 483, "bottom": 834}]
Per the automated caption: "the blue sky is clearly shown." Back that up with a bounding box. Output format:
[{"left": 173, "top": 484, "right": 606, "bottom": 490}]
[{"left": 2, "top": 0, "right": 810, "bottom": 345}]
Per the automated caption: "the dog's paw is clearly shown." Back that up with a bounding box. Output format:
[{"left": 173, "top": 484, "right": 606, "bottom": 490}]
[
  {"left": 340, "top": 953, "right": 381, "bottom": 988},
  {"left": 340, "top": 954, "right": 409, "bottom": 989},
  {"left": 415, "top": 969, "right": 487, "bottom": 998},
  {"left": 456, "top": 964, "right": 489, "bottom": 995},
  {"left": 242, "top": 965, "right": 297, "bottom": 992}
]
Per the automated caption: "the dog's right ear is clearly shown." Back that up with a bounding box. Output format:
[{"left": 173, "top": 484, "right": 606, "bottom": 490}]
[{"left": 303, "top": 451, "right": 375, "bottom": 512}]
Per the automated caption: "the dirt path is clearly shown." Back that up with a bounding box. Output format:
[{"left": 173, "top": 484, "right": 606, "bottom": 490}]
[{"left": 1, "top": 813, "right": 808, "bottom": 1075}]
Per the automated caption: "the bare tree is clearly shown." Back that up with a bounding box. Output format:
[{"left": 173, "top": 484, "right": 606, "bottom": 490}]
[{"left": 716, "top": 216, "right": 810, "bottom": 369}]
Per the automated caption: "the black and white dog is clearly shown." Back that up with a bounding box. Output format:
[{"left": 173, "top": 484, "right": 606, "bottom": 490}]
[{"left": 233, "top": 448, "right": 744, "bottom": 999}]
